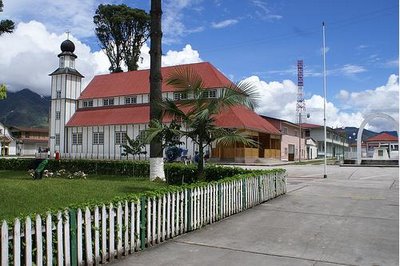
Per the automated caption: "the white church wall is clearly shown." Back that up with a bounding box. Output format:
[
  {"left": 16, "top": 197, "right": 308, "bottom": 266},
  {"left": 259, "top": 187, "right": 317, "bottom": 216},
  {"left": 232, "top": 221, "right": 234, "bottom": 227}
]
[{"left": 62, "top": 123, "right": 203, "bottom": 161}]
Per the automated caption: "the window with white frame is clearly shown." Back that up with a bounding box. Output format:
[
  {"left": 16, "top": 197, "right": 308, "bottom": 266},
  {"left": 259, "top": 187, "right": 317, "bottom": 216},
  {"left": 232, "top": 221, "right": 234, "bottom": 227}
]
[
  {"left": 103, "top": 98, "right": 114, "bottom": 106},
  {"left": 115, "top": 131, "right": 127, "bottom": 145},
  {"left": 202, "top": 89, "right": 217, "bottom": 98},
  {"left": 56, "top": 91, "right": 61, "bottom": 98},
  {"left": 125, "top": 96, "right": 137, "bottom": 105},
  {"left": 83, "top": 100, "right": 93, "bottom": 107},
  {"left": 55, "top": 134, "right": 60, "bottom": 145},
  {"left": 173, "top": 92, "right": 187, "bottom": 101},
  {"left": 93, "top": 132, "right": 104, "bottom": 145},
  {"left": 282, "top": 127, "right": 288, "bottom": 134},
  {"left": 72, "top": 132, "right": 83, "bottom": 145},
  {"left": 294, "top": 130, "right": 298, "bottom": 137},
  {"left": 55, "top": 111, "right": 61, "bottom": 120}
]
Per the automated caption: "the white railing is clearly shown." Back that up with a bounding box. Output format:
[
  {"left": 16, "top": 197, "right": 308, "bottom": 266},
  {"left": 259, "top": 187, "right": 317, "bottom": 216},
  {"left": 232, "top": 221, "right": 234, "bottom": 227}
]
[{"left": 0, "top": 172, "right": 287, "bottom": 265}]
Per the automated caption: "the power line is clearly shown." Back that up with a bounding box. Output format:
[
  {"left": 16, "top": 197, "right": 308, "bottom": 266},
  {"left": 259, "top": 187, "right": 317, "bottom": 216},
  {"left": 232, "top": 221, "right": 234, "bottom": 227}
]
[{"left": 200, "top": 5, "right": 398, "bottom": 53}]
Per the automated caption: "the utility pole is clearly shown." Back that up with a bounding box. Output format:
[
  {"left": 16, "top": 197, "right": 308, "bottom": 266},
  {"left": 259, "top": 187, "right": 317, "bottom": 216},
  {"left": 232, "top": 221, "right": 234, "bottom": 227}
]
[{"left": 322, "top": 22, "right": 328, "bottom": 179}]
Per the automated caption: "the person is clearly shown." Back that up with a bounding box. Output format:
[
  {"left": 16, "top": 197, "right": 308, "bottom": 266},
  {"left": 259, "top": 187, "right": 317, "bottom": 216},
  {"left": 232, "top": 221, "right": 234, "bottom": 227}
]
[
  {"left": 193, "top": 151, "right": 199, "bottom": 163},
  {"left": 204, "top": 150, "right": 210, "bottom": 162}
]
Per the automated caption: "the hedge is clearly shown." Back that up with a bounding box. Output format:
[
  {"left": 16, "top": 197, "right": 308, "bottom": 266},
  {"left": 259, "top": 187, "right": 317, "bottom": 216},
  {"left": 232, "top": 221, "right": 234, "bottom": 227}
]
[{"left": 0, "top": 158, "right": 256, "bottom": 184}]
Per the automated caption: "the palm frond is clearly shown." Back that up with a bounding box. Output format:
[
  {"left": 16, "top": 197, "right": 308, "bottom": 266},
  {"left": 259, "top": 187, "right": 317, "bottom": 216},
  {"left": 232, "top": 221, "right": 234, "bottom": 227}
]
[
  {"left": 165, "top": 66, "right": 204, "bottom": 92},
  {"left": 221, "top": 80, "right": 260, "bottom": 110},
  {"left": 214, "top": 129, "right": 259, "bottom": 148}
]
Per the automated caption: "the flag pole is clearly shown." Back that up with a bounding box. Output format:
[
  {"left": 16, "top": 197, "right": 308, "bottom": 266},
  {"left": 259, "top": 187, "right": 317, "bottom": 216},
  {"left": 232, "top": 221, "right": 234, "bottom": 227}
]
[{"left": 322, "top": 22, "right": 327, "bottom": 179}]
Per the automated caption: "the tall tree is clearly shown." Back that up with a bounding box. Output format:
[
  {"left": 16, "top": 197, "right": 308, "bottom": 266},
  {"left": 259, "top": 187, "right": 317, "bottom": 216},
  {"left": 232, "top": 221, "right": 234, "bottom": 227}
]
[
  {"left": 0, "top": 0, "right": 14, "bottom": 36},
  {"left": 94, "top": 4, "right": 150, "bottom": 73},
  {"left": 149, "top": 0, "right": 164, "bottom": 181}
]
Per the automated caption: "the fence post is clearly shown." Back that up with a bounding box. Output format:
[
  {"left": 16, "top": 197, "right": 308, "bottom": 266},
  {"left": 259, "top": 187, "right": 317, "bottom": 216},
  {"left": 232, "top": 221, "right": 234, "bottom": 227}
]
[
  {"left": 242, "top": 179, "right": 246, "bottom": 210},
  {"left": 187, "top": 189, "right": 192, "bottom": 232},
  {"left": 258, "top": 176, "right": 262, "bottom": 203},
  {"left": 218, "top": 183, "right": 222, "bottom": 219},
  {"left": 140, "top": 196, "right": 146, "bottom": 250},
  {"left": 69, "top": 209, "right": 78, "bottom": 266}
]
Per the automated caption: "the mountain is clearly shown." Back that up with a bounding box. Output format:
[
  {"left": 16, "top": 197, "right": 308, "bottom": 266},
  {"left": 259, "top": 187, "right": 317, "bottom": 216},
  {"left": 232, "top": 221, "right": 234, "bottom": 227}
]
[
  {"left": 0, "top": 89, "right": 50, "bottom": 128},
  {"left": 342, "top": 127, "right": 398, "bottom": 145},
  {"left": 344, "top": 127, "right": 377, "bottom": 145}
]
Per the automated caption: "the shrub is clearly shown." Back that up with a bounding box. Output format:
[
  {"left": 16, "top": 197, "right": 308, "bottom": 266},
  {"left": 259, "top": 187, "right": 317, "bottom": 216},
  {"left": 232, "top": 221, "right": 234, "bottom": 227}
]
[{"left": 0, "top": 158, "right": 36, "bottom": 170}]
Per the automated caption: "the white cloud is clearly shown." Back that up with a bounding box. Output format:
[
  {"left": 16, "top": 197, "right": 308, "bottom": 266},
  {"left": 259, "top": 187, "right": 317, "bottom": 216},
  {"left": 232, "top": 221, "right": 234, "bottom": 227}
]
[
  {"left": 341, "top": 64, "right": 367, "bottom": 75},
  {"left": 336, "top": 74, "right": 399, "bottom": 131},
  {"left": 138, "top": 43, "right": 202, "bottom": 69},
  {"left": 212, "top": 19, "right": 238, "bottom": 29},
  {"left": 243, "top": 74, "right": 399, "bottom": 132},
  {"left": 3, "top": 0, "right": 101, "bottom": 38},
  {"left": 162, "top": 0, "right": 204, "bottom": 44},
  {"left": 251, "top": 0, "right": 282, "bottom": 20},
  {"left": 0, "top": 21, "right": 109, "bottom": 95},
  {"left": 0, "top": 21, "right": 203, "bottom": 96}
]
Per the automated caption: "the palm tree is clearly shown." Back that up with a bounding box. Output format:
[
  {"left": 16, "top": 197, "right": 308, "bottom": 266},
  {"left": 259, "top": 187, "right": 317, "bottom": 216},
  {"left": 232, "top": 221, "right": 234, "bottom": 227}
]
[
  {"left": 161, "top": 67, "right": 259, "bottom": 178},
  {"left": 148, "top": 0, "right": 164, "bottom": 180}
]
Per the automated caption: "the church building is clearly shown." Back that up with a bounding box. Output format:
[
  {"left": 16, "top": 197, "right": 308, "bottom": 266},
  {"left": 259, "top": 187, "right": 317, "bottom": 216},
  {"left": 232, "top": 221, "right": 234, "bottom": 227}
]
[{"left": 49, "top": 39, "right": 280, "bottom": 162}]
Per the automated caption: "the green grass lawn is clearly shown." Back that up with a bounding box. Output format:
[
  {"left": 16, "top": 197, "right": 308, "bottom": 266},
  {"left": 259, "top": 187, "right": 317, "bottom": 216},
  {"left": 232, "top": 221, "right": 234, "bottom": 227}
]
[{"left": 0, "top": 170, "right": 168, "bottom": 221}]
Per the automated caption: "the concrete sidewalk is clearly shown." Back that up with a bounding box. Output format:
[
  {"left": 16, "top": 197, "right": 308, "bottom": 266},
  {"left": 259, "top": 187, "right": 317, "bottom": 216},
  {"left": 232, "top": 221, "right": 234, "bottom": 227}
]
[{"left": 113, "top": 165, "right": 399, "bottom": 266}]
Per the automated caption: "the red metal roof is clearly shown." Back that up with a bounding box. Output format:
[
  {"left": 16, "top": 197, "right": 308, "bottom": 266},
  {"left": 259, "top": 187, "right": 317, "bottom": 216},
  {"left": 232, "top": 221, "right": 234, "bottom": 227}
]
[
  {"left": 79, "top": 62, "right": 233, "bottom": 99},
  {"left": 365, "top": 132, "right": 398, "bottom": 142},
  {"left": 66, "top": 104, "right": 280, "bottom": 135},
  {"left": 214, "top": 105, "right": 280, "bottom": 134},
  {"left": 66, "top": 105, "right": 153, "bottom": 127},
  {"left": 300, "top": 123, "right": 322, "bottom": 129}
]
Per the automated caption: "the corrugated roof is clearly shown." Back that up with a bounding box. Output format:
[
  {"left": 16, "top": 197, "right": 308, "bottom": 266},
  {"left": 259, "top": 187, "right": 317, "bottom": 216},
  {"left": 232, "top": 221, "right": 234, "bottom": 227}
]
[
  {"left": 300, "top": 123, "right": 322, "bottom": 129},
  {"left": 215, "top": 106, "right": 280, "bottom": 134},
  {"left": 9, "top": 127, "right": 49, "bottom": 133},
  {"left": 79, "top": 62, "right": 233, "bottom": 99},
  {"left": 366, "top": 132, "right": 398, "bottom": 142},
  {"left": 66, "top": 104, "right": 280, "bottom": 135}
]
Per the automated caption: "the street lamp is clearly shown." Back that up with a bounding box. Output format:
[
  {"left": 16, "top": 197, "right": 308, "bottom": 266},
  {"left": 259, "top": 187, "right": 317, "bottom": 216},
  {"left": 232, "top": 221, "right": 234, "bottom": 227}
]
[{"left": 322, "top": 22, "right": 328, "bottom": 179}]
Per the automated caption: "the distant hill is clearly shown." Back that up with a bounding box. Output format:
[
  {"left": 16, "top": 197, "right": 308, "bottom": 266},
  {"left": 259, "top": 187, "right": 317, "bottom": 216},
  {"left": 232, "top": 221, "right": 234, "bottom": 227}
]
[
  {"left": 381, "top": 131, "right": 398, "bottom": 137},
  {"left": 0, "top": 89, "right": 50, "bottom": 128},
  {"left": 344, "top": 127, "right": 398, "bottom": 144},
  {"left": 344, "top": 127, "right": 376, "bottom": 144}
]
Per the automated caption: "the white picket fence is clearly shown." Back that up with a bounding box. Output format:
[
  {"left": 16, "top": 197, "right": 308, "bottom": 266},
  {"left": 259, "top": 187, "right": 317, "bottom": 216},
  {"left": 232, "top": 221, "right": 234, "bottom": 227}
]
[{"left": 0, "top": 172, "right": 287, "bottom": 265}]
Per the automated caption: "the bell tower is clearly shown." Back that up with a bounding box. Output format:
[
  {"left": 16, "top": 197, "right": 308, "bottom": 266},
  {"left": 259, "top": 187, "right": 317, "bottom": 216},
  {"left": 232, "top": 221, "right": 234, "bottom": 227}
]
[{"left": 49, "top": 37, "right": 84, "bottom": 158}]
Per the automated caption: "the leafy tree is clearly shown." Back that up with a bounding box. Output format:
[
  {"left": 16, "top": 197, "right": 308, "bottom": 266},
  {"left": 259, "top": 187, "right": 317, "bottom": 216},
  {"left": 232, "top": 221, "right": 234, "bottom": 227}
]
[
  {"left": 0, "top": 84, "right": 6, "bottom": 99},
  {"left": 149, "top": 0, "right": 164, "bottom": 180},
  {"left": 94, "top": 4, "right": 150, "bottom": 73},
  {"left": 121, "top": 120, "right": 182, "bottom": 158},
  {"left": 0, "top": 0, "right": 14, "bottom": 36},
  {"left": 156, "top": 67, "right": 259, "bottom": 178},
  {"left": 120, "top": 134, "right": 147, "bottom": 157}
]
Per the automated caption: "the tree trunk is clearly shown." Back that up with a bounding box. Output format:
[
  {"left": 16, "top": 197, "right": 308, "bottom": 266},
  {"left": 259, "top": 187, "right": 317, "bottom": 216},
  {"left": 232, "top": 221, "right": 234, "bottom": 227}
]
[
  {"left": 149, "top": 0, "right": 165, "bottom": 181},
  {"left": 197, "top": 140, "right": 205, "bottom": 180}
]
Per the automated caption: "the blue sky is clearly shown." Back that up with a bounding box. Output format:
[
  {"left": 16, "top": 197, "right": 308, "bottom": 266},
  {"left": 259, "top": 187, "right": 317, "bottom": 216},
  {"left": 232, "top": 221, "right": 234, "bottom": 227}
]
[{"left": 0, "top": 0, "right": 398, "bottom": 131}]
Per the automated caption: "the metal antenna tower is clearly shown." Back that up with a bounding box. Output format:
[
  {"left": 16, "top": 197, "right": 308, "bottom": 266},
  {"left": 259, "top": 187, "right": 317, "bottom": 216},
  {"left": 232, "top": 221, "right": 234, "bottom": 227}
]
[{"left": 297, "top": 60, "right": 306, "bottom": 162}]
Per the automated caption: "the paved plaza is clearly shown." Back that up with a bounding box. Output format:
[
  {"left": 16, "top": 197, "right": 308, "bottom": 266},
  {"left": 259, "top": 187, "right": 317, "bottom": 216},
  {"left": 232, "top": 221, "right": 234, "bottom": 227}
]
[{"left": 114, "top": 165, "right": 399, "bottom": 266}]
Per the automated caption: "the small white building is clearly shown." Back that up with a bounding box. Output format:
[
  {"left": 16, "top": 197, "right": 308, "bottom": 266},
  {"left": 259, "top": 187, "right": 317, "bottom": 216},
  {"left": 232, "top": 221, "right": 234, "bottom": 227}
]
[
  {"left": 365, "top": 132, "right": 398, "bottom": 159},
  {"left": 0, "top": 123, "right": 16, "bottom": 156},
  {"left": 302, "top": 123, "right": 349, "bottom": 159}
]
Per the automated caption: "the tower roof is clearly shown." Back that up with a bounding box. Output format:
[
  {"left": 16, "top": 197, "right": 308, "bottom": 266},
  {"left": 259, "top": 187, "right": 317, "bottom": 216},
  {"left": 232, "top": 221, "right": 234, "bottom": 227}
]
[
  {"left": 58, "top": 39, "right": 77, "bottom": 58},
  {"left": 61, "top": 39, "right": 75, "bottom": 53}
]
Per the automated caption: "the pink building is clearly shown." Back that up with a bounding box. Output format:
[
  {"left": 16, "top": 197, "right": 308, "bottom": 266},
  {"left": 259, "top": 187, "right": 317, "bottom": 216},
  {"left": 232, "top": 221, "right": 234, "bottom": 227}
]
[{"left": 261, "top": 116, "right": 307, "bottom": 161}]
